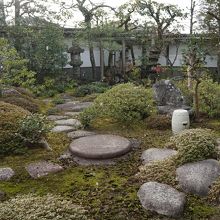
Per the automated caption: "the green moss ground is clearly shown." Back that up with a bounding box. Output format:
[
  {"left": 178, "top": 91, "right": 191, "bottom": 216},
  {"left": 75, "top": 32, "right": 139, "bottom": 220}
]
[{"left": 1, "top": 119, "right": 220, "bottom": 219}]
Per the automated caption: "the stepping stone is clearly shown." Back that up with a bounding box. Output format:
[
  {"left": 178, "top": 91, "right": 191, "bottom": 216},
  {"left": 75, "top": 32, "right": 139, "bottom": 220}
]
[
  {"left": 56, "top": 102, "right": 92, "bottom": 112},
  {"left": 52, "top": 126, "right": 75, "bottom": 133},
  {"left": 26, "top": 161, "right": 63, "bottom": 178},
  {"left": 176, "top": 159, "right": 220, "bottom": 196},
  {"left": 55, "top": 119, "right": 82, "bottom": 128},
  {"left": 141, "top": 148, "right": 177, "bottom": 165},
  {"left": 67, "top": 130, "right": 96, "bottom": 139},
  {"left": 137, "top": 181, "right": 186, "bottom": 217},
  {"left": 69, "top": 134, "right": 132, "bottom": 159},
  {"left": 0, "top": 168, "right": 15, "bottom": 181},
  {"left": 47, "top": 115, "right": 68, "bottom": 121},
  {"left": 64, "top": 112, "right": 81, "bottom": 117}
]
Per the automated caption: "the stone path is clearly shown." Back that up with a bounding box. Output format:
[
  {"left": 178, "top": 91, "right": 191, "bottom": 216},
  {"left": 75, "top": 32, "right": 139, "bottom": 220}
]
[
  {"left": 69, "top": 134, "right": 132, "bottom": 159},
  {"left": 25, "top": 161, "right": 63, "bottom": 179},
  {"left": 141, "top": 148, "right": 177, "bottom": 165},
  {"left": 0, "top": 168, "right": 15, "bottom": 181}
]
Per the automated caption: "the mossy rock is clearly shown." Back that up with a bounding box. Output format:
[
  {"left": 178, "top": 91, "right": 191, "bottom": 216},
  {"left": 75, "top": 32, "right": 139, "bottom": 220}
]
[{"left": 0, "top": 101, "right": 30, "bottom": 155}]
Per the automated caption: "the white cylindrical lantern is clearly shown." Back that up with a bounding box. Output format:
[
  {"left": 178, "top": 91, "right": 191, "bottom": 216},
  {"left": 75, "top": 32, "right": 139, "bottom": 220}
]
[{"left": 172, "top": 109, "right": 190, "bottom": 135}]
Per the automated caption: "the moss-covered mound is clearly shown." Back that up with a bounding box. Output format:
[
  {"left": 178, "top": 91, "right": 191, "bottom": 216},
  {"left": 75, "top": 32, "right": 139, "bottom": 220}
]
[
  {"left": 80, "top": 83, "right": 156, "bottom": 127},
  {"left": 167, "top": 128, "right": 217, "bottom": 165},
  {"left": 1, "top": 97, "right": 39, "bottom": 113},
  {"left": 0, "top": 101, "right": 30, "bottom": 154},
  {"left": 145, "top": 115, "right": 171, "bottom": 130},
  {"left": 0, "top": 193, "right": 89, "bottom": 220},
  {"left": 1, "top": 87, "right": 40, "bottom": 113}
]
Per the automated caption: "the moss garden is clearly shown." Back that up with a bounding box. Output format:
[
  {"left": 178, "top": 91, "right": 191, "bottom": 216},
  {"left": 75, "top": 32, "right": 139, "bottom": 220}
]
[{"left": 1, "top": 83, "right": 220, "bottom": 220}]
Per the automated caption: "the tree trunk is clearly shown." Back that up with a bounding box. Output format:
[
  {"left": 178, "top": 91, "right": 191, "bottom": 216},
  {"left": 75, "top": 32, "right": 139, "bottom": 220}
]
[
  {"left": 130, "top": 46, "right": 135, "bottom": 66},
  {"left": 217, "top": 52, "right": 220, "bottom": 83},
  {"left": 187, "top": 66, "right": 193, "bottom": 89},
  {"left": 194, "top": 80, "right": 200, "bottom": 119},
  {"left": 0, "top": 0, "right": 6, "bottom": 26},
  {"left": 108, "top": 50, "right": 113, "bottom": 67},
  {"left": 89, "top": 44, "right": 96, "bottom": 80}
]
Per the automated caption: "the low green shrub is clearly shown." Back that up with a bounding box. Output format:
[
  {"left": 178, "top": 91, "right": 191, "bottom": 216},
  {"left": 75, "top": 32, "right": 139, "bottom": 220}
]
[
  {"left": 52, "top": 97, "right": 65, "bottom": 105},
  {"left": 199, "top": 78, "right": 220, "bottom": 118},
  {"left": 17, "top": 114, "right": 52, "bottom": 144},
  {"left": 80, "top": 83, "right": 156, "bottom": 127},
  {"left": 74, "top": 82, "right": 110, "bottom": 97},
  {"left": 0, "top": 194, "right": 89, "bottom": 220},
  {"left": 137, "top": 158, "right": 177, "bottom": 187},
  {"left": 145, "top": 115, "right": 171, "bottom": 130},
  {"left": 167, "top": 129, "right": 217, "bottom": 165},
  {"left": 0, "top": 101, "right": 29, "bottom": 155}
]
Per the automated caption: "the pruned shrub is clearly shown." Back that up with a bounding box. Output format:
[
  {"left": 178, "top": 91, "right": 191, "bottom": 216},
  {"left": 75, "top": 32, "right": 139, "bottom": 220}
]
[
  {"left": 137, "top": 158, "right": 177, "bottom": 187},
  {"left": 74, "top": 82, "right": 110, "bottom": 97},
  {"left": 17, "top": 114, "right": 52, "bottom": 144},
  {"left": 80, "top": 83, "right": 156, "bottom": 127},
  {"left": 0, "top": 101, "right": 29, "bottom": 154},
  {"left": 0, "top": 194, "right": 89, "bottom": 220},
  {"left": 167, "top": 129, "right": 217, "bottom": 165},
  {"left": 145, "top": 115, "right": 171, "bottom": 130}
]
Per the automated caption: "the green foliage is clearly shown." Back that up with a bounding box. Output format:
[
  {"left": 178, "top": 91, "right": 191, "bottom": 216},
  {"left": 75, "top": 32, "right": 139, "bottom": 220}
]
[
  {"left": 0, "top": 38, "right": 36, "bottom": 89},
  {"left": 199, "top": 77, "right": 220, "bottom": 117},
  {"left": 52, "top": 97, "right": 65, "bottom": 105},
  {"left": 23, "top": 24, "right": 67, "bottom": 79},
  {"left": 167, "top": 129, "right": 217, "bottom": 165},
  {"left": 17, "top": 114, "right": 52, "bottom": 144},
  {"left": 0, "top": 193, "right": 89, "bottom": 220},
  {"left": 0, "top": 101, "right": 29, "bottom": 155},
  {"left": 137, "top": 158, "right": 177, "bottom": 187},
  {"left": 145, "top": 115, "right": 171, "bottom": 130},
  {"left": 80, "top": 83, "right": 156, "bottom": 127},
  {"left": 74, "top": 82, "right": 110, "bottom": 97},
  {"left": 207, "top": 177, "right": 220, "bottom": 203}
]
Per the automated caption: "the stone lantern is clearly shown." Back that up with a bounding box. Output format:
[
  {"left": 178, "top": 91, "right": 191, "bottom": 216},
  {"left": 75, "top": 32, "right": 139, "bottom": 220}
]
[{"left": 68, "top": 44, "right": 84, "bottom": 78}]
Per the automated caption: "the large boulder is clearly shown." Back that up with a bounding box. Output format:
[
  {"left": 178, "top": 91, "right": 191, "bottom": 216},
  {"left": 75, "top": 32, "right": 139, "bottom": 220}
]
[
  {"left": 141, "top": 148, "right": 177, "bottom": 165},
  {"left": 153, "top": 80, "right": 192, "bottom": 115},
  {"left": 0, "top": 168, "right": 15, "bottom": 181},
  {"left": 176, "top": 159, "right": 220, "bottom": 196},
  {"left": 137, "top": 181, "right": 186, "bottom": 217}
]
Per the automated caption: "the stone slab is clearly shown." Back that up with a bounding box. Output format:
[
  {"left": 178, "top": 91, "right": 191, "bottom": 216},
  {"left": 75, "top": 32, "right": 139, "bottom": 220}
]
[
  {"left": 0, "top": 168, "right": 15, "bottom": 181},
  {"left": 26, "top": 161, "right": 63, "bottom": 178},
  {"left": 176, "top": 159, "right": 220, "bottom": 196},
  {"left": 141, "top": 148, "right": 177, "bottom": 165},
  {"left": 55, "top": 119, "right": 82, "bottom": 128},
  {"left": 67, "top": 130, "right": 96, "bottom": 139},
  {"left": 137, "top": 181, "right": 186, "bottom": 217},
  {"left": 47, "top": 115, "right": 68, "bottom": 121},
  {"left": 52, "top": 126, "right": 76, "bottom": 133},
  {"left": 64, "top": 112, "right": 81, "bottom": 117},
  {"left": 56, "top": 102, "right": 92, "bottom": 112},
  {"left": 69, "top": 134, "right": 132, "bottom": 159}
]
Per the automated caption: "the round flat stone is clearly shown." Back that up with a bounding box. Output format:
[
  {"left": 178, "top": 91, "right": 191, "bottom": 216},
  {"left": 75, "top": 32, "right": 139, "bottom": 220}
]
[{"left": 69, "top": 134, "right": 132, "bottom": 159}]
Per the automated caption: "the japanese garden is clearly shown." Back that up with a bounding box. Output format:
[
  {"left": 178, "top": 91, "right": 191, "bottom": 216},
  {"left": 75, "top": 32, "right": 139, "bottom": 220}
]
[{"left": 1, "top": 0, "right": 220, "bottom": 219}]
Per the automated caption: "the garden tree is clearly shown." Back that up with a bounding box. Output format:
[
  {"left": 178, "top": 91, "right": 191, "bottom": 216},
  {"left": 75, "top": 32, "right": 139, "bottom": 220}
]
[
  {"left": 190, "top": 0, "right": 196, "bottom": 34},
  {"left": 22, "top": 22, "right": 67, "bottom": 82},
  {"left": 200, "top": 0, "right": 220, "bottom": 82},
  {"left": 136, "top": 0, "right": 184, "bottom": 64},
  {"left": 182, "top": 38, "right": 207, "bottom": 119},
  {"left": 0, "top": 38, "right": 36, "bottom": 88},
  {"left": 61, "top": 0, "right": 114, "bottom": 79},
  {"left": 0, "top": 0, "right": 6, "bottom": 26},
  {"left": 115, "top": 2, "right": 138, "bottom": 65}
]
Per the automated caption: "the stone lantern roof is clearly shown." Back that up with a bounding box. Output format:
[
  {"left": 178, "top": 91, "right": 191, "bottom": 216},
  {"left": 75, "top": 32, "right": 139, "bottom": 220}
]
[{"left": 68, "top": 44, "right": 84, "bottom": 55}]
